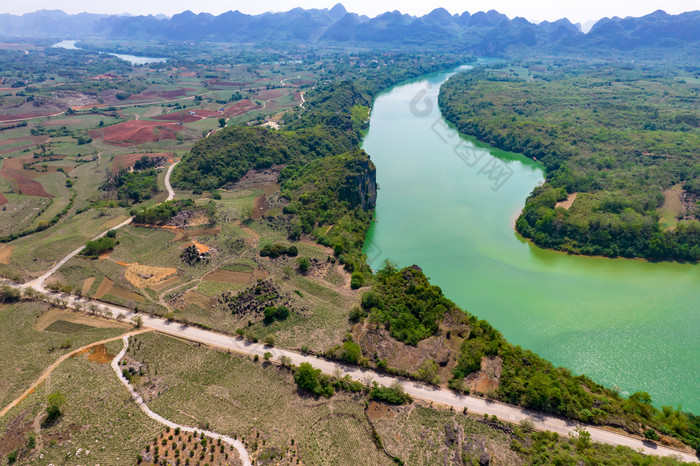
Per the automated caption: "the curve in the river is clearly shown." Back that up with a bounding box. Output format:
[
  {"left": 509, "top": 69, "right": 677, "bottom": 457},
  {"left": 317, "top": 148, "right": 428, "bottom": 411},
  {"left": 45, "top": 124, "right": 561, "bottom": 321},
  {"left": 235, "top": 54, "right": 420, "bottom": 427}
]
[{"left": 362, "top": 67, "right": 700, "bottom": 413}]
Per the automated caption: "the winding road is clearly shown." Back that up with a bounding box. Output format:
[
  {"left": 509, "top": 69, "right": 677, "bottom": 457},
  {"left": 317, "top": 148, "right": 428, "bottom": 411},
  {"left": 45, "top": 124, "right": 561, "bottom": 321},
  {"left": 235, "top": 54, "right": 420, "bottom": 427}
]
[
  {"left": 6, "top": 281, "right": 697, "bottom": 464},
  {"left": 8, "top": 155, "right": 698, "bottom": 463},
  {"left": 112, "top": 335, "right": 251, "bottom": 465},
  {"left": 26, "top": 161, "right": 178, "bottom": 291}
]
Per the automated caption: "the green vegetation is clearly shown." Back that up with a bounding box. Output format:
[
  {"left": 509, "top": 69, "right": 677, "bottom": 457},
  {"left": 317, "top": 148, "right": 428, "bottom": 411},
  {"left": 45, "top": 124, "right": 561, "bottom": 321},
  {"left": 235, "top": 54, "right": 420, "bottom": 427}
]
[
  {"left": 263, "top": 305, "right": 290, "bottom": 324},
  {"left": 132, "top": 199, "right": 194, "bottom": 225},
  {"left": 365, "top": 262, "right": 700, "bottom": 449},
  {"left": 294, "top": 362, "right": 334, "bottom": 397},
  {"left": 280, "top": 149, "right": 376, "bottom": 275},
  {"left": 81, "top": 236, "right": 117, "bottom": 257},
  {"left": 369, "top": 383, "right": 412, "bottom": 405},
  {"left": 101, "top": 169, "right": 159, "bottom": 204},
  {"left": 439, "top": 64, "right": 700, "bottom": 260},
  {"left": 259, "top": 243, "right": 298, "bottom": 258},
  {"left": 361, "top": 262, "right": 452, "bottom": 345},
  {"left": 43, "top": 391, "right": 65, "bottom": 425}
]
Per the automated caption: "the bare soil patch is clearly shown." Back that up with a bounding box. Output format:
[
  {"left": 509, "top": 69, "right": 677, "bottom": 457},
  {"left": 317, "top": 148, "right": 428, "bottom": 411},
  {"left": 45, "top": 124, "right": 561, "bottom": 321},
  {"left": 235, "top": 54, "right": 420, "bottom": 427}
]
[
  {"left": 89, "top": 120, "right": 182, "bottom": 146},
  {"left": 86, "top": 343, "right": 116, "bottom": 364},
  {"left": 0, "top": 410, "right": 34, "bottom": 459},
  {"left": 111, "top": 152, "right": 172, "bottom": 174},
  {"left": 82, "top": 276, "right": 95, "bottom": 296},
  {"left": 660, "top": 184, "right": 685, "bottom": 228},
  {"left": 0, "top": 152, "right": 55, "bottom": 197},
  {"left": 107, "top": 285, "right": 146, "bottom": 303},
  {"left": 93, "top": 277, "right": 113, "bottom": 299},
  {"left": 257, "top": 89, "right": 288, "bottom": 100},
  {"left": 555, "top": 192, "right": 578, "bottom": 210},
  {"left": 0, "top": 244, "right": 15, "bottom": 264},
  {"left": 222, "top": 99, "right": 262, "bottom": 118},
  {"left": 234, "top": 221, "right": 259, "bottom": 239},
  {"left": 124, "top": 264, "right": 178, "bottom": 289},
  {"left": 464, "top": 356, "right": 503, "bottom": 395},
  {"left": 367, "top": 401, "right": 398, "bottom": 421},
  {"left": 92, "top": 277, "right": 143, "bottom": 302}
]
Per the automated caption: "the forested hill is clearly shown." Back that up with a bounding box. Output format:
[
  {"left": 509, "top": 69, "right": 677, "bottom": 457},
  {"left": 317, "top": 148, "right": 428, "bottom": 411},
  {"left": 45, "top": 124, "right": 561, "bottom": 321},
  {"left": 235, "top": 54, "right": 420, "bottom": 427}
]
[
  {"left": 1, "top": 7, "right": 699, "bottom": 55},
  {"left": 172, "top": 53, "right": 464, "bottom": 276},
  {"left": 439, "top": 64, "right": 700, "bottom": 261}
]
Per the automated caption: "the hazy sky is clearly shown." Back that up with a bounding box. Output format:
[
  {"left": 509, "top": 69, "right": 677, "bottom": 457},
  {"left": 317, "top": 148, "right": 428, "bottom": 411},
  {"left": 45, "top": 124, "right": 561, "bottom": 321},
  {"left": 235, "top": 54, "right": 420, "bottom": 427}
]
[{"left": 2, "top": 0, "right": 698, "bottom": 24}]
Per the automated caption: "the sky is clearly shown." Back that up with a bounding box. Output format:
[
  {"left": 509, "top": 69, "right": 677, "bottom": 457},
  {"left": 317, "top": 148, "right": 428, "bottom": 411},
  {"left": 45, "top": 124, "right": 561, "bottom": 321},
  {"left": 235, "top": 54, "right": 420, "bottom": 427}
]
[{"left": 1, "top": 0, "right": 698, "bottom": 25}]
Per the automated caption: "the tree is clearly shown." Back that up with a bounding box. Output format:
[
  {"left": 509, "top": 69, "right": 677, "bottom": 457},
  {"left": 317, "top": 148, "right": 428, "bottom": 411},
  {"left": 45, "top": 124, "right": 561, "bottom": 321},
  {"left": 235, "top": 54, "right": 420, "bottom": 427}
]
[
  {"left": 417, "top": 359, "right": 441, "bottom": 385},
  {"left": 132, "top": 315, "right": 143, "bottom": 328},
  {"left": 45, "top": 392, "right": 65, "bottom": 425},
  {"left": 218, "top": 118, "right": 226, "bottom": 128},
  {"left": 263, "top": 352, "right": 272, "bottom": 361},
  {"left": 294, "top": 362, "right": 333, "bottom": 397},
  {"left": 573, "top": 426, "right": 591, "bottom": 451}
]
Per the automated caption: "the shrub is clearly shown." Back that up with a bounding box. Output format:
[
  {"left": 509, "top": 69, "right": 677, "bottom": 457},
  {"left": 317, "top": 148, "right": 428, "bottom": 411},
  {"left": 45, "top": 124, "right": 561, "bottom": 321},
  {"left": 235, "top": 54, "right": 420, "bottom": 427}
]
[
  {"left": 369, "top": 383, "right": 412, "bottom": 405},
  {"left": 294, "top": 362, "right": 334, "bottom": 397},
  {"left": 263, "top": 306, "right": 290, "bottom": 324},
  {"left": 259, "top": 243, "right": 298, "bottom": 259},
  {"left": 81, "top": 236, "right": 117, "bottom": 257},
  {"left": 297, "top": 257, "right": 310, "bottom": 274},
  {"left": 350, "top": 271, "right": 364, "bottom": 289}
]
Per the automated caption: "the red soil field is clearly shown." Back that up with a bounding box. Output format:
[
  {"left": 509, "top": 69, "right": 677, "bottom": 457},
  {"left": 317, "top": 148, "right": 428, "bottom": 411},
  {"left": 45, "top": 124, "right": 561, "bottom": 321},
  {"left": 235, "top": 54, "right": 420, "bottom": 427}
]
[
  {"left": 0, "top": 193, "right": 7, "bottom": 205},
  {"left": 256, "top": 89, "right": 287, "bottom": 100},
  {"left": 0, "top": 153, "right": 53, "bottom": 197},
  {"left": 154, "top": 109, "right": 220, "bottom": 123},
  {"left": 222, "top": 100, "right": 262, "bottom": 118},
  {"left": 89, "top": 120, "right": 183, "bottom": 146},
  {"left": 111, "top": 152, "right": 173, "bottom": 174}
]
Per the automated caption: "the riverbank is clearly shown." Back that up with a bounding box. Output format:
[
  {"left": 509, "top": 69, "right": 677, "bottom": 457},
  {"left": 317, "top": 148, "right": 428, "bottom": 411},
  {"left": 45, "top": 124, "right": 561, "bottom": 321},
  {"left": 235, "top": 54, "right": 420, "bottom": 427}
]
[{"left": 362, "top": 67, "right": 700, "bottom": 413}]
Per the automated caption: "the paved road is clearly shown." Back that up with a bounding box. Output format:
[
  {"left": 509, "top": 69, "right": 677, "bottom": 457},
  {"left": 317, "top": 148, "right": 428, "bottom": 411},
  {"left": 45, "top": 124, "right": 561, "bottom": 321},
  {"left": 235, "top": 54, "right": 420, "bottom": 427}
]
[
  {"left": 11, "top": 157, "right": 698, "bottom": 463},
  {"left": 26, "top": 161, "right": 178, "bottom": 291},
  {"left": 112, "top": 335, "right": 251, "bottom": 465},
  {"left": 10, "top": 284, "right": 696, "bottom": 464}
]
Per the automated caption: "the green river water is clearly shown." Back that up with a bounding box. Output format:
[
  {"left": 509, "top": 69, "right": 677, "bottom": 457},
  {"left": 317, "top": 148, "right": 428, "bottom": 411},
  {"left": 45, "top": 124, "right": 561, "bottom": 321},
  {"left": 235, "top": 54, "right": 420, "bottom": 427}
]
[{"left": 362, "top": 68, "right": 699, "bottom": 412}]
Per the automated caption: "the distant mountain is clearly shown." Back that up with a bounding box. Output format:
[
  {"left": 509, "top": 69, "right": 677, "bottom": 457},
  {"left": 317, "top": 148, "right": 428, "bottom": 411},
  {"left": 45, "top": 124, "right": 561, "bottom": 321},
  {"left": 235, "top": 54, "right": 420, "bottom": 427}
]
[{"left": 0, "top": 5, "right": 698, "bottom": 54}]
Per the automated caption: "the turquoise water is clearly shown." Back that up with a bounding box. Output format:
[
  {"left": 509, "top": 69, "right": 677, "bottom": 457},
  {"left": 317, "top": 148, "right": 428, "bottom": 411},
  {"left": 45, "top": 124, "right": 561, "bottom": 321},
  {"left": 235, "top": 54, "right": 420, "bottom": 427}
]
[
  {"left": 52, "top": 40, "right": 167, "bottom": 66},
  {"left": 363, "top": 68, "right": 700, "bottom": 412}
]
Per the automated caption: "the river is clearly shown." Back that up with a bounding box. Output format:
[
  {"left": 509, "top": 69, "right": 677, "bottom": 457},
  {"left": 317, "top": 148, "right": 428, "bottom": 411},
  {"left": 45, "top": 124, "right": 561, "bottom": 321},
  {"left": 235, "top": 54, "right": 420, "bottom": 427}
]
[
  {"left": 51, "top": 40, "right": 166, "bottom": 66},
  {"left": 362, "top": 67, "right": 699, "bottom": 412}
]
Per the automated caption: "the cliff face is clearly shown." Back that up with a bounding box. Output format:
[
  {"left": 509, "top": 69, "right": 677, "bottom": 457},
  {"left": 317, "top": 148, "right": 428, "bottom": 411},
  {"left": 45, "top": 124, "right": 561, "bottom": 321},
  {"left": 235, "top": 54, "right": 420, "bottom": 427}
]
[{"left": 338, "top": 152, "right": 377, "bottom": 211}]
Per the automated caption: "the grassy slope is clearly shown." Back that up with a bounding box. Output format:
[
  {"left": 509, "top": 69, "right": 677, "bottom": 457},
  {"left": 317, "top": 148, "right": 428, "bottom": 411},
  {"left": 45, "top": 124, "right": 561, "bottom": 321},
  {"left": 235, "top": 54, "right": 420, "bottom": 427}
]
[{"left": 0, "top": 301, "right": 126, "bottom": 408}]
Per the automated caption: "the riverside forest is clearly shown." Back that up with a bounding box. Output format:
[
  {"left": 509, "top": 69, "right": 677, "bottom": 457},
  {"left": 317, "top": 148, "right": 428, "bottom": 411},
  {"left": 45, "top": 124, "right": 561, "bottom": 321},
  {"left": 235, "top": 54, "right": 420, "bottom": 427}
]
[{"left": 0, "top": 5, "right": 698, "bottom": 466}]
